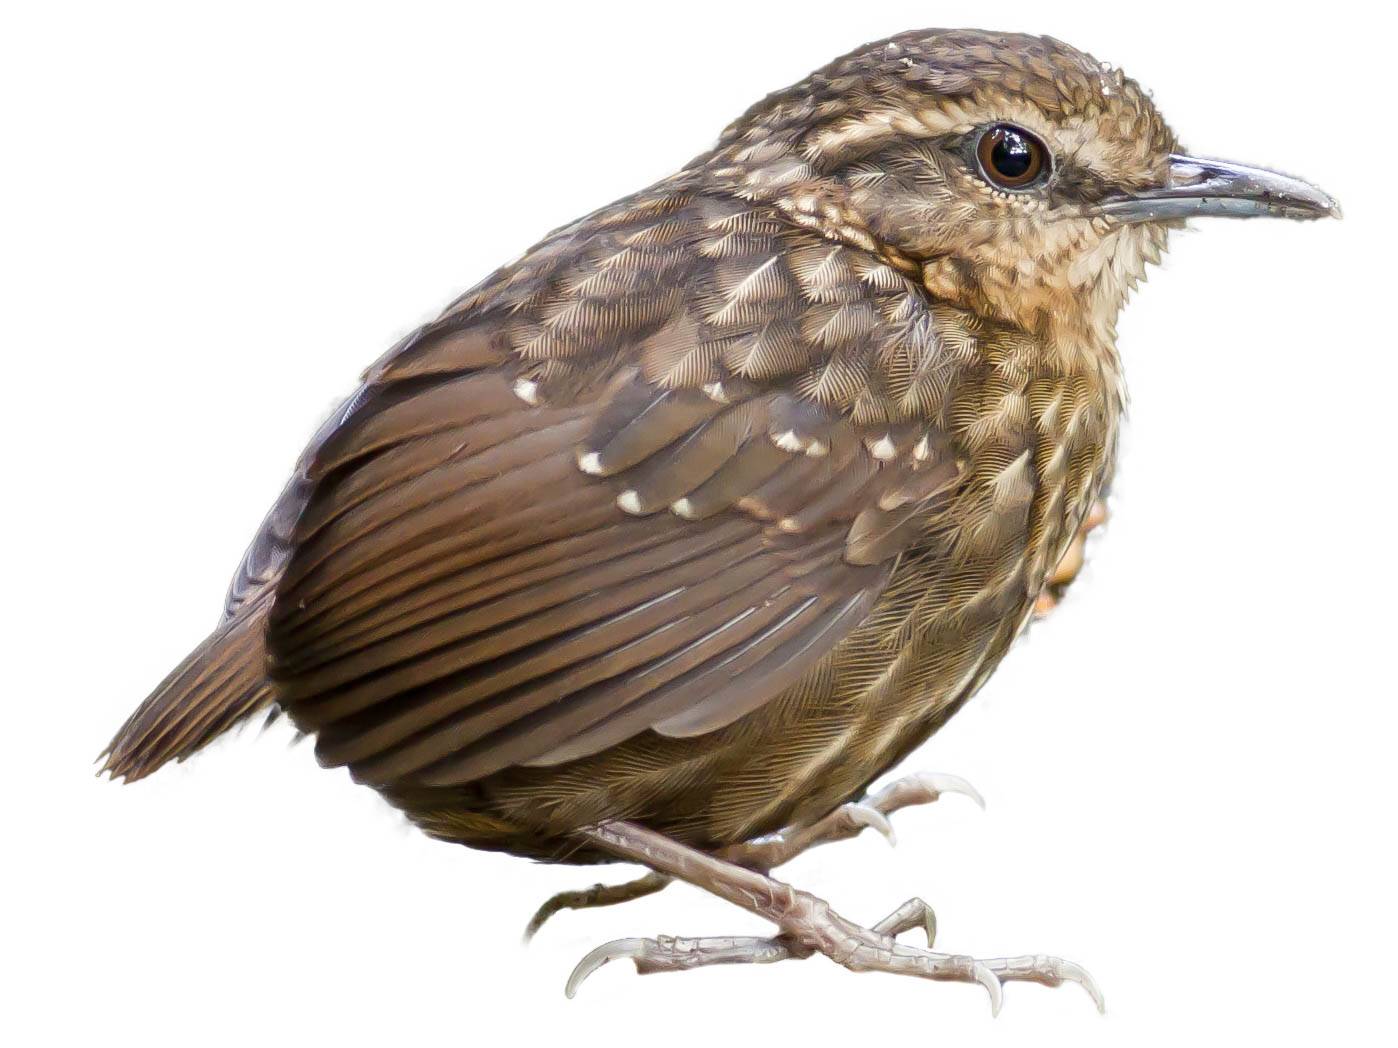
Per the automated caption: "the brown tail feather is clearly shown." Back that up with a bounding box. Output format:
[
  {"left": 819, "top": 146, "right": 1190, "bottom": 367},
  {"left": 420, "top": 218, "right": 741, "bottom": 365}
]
[{"left": 101, "top": 591, "right": 276, "bottom": 782}]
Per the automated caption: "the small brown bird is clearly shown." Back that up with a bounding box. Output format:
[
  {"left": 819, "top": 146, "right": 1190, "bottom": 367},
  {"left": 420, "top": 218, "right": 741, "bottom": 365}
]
[{"left": 102, "top": 28, "right": 1337, "bottom": 1010}]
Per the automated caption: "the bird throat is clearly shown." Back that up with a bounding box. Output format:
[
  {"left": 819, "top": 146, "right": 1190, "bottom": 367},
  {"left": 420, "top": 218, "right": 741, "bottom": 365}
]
[{"left": 919, "top": 220, "right": 1168, "bottom": 403}]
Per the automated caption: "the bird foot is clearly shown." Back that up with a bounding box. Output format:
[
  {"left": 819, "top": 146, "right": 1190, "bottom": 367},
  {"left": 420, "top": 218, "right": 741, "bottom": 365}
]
[
  {"left": 525, "top": 770, "right": 981, "bottom": 938},
  {"left": 572, "top": 821, "right": 1103, "bottom": 1013},
  {"left": 721, "top": 770, "right": 985, "bottom": 872},
  {"left": 566, "top": 895, "right": 1104, "bottom": 1015}
]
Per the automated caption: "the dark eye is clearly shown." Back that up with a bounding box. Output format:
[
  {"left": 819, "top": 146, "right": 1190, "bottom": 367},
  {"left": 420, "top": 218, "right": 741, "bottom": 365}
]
[{"left": 976, "top": 124, "right": 1049, "bottom": 189}]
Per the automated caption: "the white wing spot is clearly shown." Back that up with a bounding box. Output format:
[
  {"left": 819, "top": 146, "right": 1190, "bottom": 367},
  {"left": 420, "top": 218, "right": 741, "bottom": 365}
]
[
  {"left": 512, "top": 378, "right": 542, "bottom": 406},
  {"left": 671, "top": 498, "right": 698, "bottom": 519},
  {"left": 701, "top": 381, "right": 730, "bottom": 404},
  {"left": 577, "top": 451, "right": 604, "bottom": 475},
  {"left": 773, "top": 429, "right": 804, "bottom": 453},
  {"left": 617, "top": 490, "right": 645, "bottom": 515},
  {"left": 869, "top": 434, "right": 897, "bottom": 460}
]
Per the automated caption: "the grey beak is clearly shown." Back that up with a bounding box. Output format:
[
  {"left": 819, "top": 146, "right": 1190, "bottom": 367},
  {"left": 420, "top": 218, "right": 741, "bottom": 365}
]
[{"left": 1099, "top": 154, "right": 1341, "bottom": 223}]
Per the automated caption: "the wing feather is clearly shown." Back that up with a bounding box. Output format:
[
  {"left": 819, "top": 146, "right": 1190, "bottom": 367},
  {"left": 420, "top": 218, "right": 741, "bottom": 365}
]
[
  {"left": 259, "top": 194, "right": 965, "bottom": 791},
  {"left": 268, "top": 369, "right": 917, "bottom": 788}
]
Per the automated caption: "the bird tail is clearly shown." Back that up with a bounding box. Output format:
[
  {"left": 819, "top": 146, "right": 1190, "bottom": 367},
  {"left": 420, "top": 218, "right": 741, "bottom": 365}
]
[{"left": 100, "top": 591, "right": 276, "bottom": 782}]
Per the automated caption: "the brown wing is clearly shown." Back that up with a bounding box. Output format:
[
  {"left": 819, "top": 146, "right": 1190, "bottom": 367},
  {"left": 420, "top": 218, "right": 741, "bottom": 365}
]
[
  {"left": 263, "top": 188, "right": 965, "bottom": 790},
  {"left": 267, "top": 366, "right": 955, "bottom": 788}
]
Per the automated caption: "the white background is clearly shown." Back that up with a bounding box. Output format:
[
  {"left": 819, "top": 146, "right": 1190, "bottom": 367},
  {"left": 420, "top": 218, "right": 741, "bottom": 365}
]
[{"left": 4, "top": 2, "right": 1394, "bottom": 1045}]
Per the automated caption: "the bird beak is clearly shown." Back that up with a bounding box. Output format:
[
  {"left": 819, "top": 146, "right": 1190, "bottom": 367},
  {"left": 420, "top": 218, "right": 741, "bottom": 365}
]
[{"left": 1098, "top": 153, "right": 1341, "bottom": 223}]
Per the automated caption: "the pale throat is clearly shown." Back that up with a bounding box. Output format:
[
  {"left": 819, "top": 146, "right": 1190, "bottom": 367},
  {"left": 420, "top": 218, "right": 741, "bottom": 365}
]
[{"left": 921, "top": 220, "right": 1167, "bottom": 401}]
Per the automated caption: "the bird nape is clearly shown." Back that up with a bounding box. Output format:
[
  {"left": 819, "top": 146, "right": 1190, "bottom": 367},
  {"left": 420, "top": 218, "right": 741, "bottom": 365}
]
[{"left": 100, "top": 28, "right": 1337, "bottom": 1011}]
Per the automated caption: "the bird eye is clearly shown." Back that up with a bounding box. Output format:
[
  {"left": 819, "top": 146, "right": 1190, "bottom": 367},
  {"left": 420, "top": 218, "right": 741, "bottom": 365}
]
[{"left": 976, "top": 124, "right": 1049, "bottom": 189}]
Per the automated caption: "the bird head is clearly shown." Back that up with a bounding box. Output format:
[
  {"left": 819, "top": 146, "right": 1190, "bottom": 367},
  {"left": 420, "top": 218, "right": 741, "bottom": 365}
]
[{"left": 701, "top": 29, "right": 1339, "bottom": 343}]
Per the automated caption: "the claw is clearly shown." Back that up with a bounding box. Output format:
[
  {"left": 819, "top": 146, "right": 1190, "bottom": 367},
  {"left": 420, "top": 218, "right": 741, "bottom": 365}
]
[
  {"left": 986, "top": 954, "right": 1107, "bottom": 1015},
  {"left": 564, "top": 937, "right": 645, "bottom": 998},
  {"left": 910, "top": 771, "right": 986, "bottom": 810},
  {"left": 523, "top": 871, "right": 672, "bottom": 942},
  {"left": 523, "top": 883, "right": 610, "bottom": 944},
  {"left": 1053, "top": 958, "right": 1107, "bottom": 1014},
  {"left": 971, "top": 959, "right": 1004, "bottom": 1017},
  {"left": 845, "top": 802, "right": 898, "bottom": 847},
  {"left": 872, "top": 897, "right": 937, "bottom": 947},
  {"left": 1078, "top": 965, "right": 1107, "bottom": 1014}
]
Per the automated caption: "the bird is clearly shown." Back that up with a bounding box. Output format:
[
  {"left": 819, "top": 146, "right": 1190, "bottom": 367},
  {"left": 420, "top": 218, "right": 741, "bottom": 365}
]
[{"left": 101, "top": 28, "right": 1338, "bottom": 1011}]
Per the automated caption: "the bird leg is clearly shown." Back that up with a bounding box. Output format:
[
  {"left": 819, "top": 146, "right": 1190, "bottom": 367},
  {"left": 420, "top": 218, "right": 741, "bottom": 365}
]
[
  {"left": 568, "top": 819, "right": 1104, "bottom": 1014},
  {"left": 524, "top": 770, "right": 981, "bottom": 937},
  {"left": 1035, "top": 498, "right": 1108, "bottom": 618}
]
